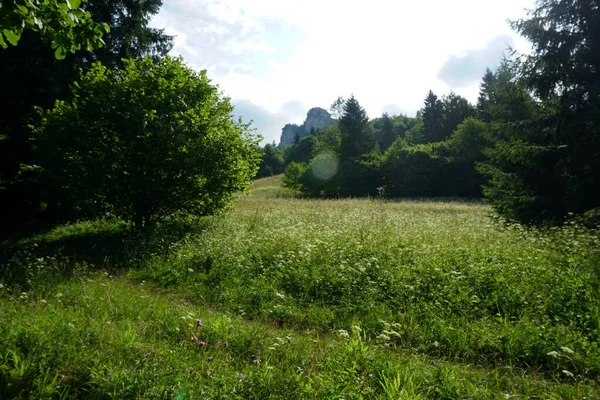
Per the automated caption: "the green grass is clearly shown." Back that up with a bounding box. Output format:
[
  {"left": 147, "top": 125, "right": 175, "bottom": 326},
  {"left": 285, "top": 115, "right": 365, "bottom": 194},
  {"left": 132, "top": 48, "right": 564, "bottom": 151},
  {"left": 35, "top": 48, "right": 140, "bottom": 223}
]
[{"left": 1, "top": 175, "right": 599, "bottom": 398}]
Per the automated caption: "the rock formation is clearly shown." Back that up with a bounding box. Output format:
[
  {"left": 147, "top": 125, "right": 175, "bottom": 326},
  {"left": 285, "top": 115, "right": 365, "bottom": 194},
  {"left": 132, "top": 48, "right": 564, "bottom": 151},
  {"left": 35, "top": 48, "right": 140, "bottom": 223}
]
[{"left": 278, "top": 107, "right": 336, "bottom": 149}]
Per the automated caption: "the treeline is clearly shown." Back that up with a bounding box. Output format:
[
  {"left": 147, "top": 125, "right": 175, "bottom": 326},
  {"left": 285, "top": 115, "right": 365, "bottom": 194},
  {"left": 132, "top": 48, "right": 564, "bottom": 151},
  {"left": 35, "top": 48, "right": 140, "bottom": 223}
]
[
  {"left": 0, "top": 0, "right": 260, "bottom": 232},
  {"left": 259, "top": 91, "right": 486, "bottom": 199},
  {"left": 259, "top": 0, "right": 600, "bottom": 226}
]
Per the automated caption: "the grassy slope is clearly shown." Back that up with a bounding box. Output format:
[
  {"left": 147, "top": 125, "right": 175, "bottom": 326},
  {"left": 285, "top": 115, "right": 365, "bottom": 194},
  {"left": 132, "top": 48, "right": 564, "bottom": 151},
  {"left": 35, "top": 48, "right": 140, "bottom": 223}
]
[{"left": 1, "top": 174, "right": 599, "bottom": 399}]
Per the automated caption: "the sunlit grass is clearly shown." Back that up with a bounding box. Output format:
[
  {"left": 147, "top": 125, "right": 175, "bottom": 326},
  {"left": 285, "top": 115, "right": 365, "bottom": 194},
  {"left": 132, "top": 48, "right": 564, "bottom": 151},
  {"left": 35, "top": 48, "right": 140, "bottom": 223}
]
[{"left": 1, "top": 175, "right": 599, "bottom": 398}]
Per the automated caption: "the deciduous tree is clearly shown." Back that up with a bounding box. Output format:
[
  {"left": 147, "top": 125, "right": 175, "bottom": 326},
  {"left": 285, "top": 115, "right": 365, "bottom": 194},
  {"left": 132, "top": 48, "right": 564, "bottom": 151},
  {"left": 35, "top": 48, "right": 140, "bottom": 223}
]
[{"left": 32, "top": 57, "right": 261, "bottom": 229}]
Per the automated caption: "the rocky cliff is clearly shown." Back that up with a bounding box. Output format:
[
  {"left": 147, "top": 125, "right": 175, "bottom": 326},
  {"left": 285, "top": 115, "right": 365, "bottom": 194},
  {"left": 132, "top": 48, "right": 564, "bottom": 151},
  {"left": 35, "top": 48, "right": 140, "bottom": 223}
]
[{"left": 278, "top": 107, "right": 336, "bottom": 149}]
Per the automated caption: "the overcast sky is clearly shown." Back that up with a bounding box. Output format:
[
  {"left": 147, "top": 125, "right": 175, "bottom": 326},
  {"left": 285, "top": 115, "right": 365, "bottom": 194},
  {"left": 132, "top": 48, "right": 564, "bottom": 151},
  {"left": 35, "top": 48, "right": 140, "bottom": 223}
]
[{"left": 150, "top": 0, "right": 535, "bottom": 144}]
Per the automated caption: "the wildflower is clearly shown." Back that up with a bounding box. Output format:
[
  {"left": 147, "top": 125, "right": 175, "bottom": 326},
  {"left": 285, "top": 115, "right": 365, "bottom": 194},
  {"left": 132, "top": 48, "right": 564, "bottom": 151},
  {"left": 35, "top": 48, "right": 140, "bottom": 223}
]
[
  {"left": 562, "top": 370, "right": 574, "bottom": 378},
  {"left": 560, "top": 346, "right": 574, "bottom": 354},
  {"left": 253, "top": 359, "right": 261, "bottom": 365},
  {"left": 196, "top": 319, "right": 203, "bottom": 327},
  {"left": 142, "top": 358, "right": 148, "bottom": 363},
  {"left": 199, "top": 340, "right": 207, "bottom": 346},
  {"left": 207, "top": 356, "right": 214, "bottom": 362},
  {"left": 237, "top": 373, "right": 245, "bottom": 377}
]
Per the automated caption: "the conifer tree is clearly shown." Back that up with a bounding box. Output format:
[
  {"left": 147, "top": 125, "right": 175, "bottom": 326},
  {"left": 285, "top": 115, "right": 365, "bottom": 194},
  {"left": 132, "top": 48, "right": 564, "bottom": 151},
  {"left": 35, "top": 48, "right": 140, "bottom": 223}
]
[
  {"left": 422, "top": 90, "right": 444, "bottom": 142},
  {"left": 480, "top": 0, "right": 600, "bottom": 223},
  {"left": 339, "top": 95, "right": 374, "bottom": 159},
  {"left": 376, "top": 112, "right": 396, "bottom": 151}
]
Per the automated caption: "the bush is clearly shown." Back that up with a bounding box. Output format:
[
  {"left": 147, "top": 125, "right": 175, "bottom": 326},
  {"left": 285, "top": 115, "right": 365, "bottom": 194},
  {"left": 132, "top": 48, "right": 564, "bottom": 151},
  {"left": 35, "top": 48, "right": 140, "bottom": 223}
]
[
  {"left": 382, "top": 141, "right": 449, "bottom": 197},
  {"left": 381, "top": 118, "right": 489, "bottom": 199},
  {"left": 32, "top": 56, "right": 261, "bottom": 228},
  {"left": 282, "top": 162, "right": 308, "bottom": 193}
]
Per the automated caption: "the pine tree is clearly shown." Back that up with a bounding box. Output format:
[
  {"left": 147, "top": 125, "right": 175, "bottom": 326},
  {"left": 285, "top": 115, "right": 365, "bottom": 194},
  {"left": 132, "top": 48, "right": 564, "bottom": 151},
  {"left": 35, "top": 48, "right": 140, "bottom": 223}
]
[
  {"left": 376, "top": 112, "right": 396, "bottom": 151},
  {"left": 421, "top": 90, "right": 444, "bottom": 142},
  {"left": 339, "top": 95, "right": 374, "bottom": 159},
  {"left": 477, "top": 61, "right": 560, "bottom": 223},
  {"left": 338, "top": 96, "right": 377, "bottom": 196},
  {"left": 480, "top": 0, "right": 600, "bottom": 223},
  {"left": 476, "top": 68, "right": 496, "bottom": 122},
  {"left": 511, "top": 0, "right": 600, "bottom": 221}
]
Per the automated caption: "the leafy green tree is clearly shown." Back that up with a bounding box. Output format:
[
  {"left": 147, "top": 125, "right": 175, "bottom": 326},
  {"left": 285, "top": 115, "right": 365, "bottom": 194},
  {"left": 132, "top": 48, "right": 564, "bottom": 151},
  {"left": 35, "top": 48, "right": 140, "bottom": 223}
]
[
  {"left": 284, "top": 135, "right": 316, "bottom": 166},
  {"left": 404, "top": 115, "right": 425, "bottom": 144},
  {"left": 445, "top": 117, "right": 489, "bottom": 197},
  {"left": 329, "top": 96, "right": 346, "bottom": 120},
  {"left": 382, "top": 116, "right": 489, "bottom": 199},
  {"left": 312, "top": 126, "right": 342, "bottom": 156},
  {"left": 256, "top": 143, "right": 284, "bottom": 179},
  {"left": 448, "top": 117, "right": 489, "bottom": 162},
  {"left": 283, "top": 162, "right": 308, "bottom": 194},
  {"left": 382, "top": 141, "right": 449, "bottom": 197},
  {"left": 32, "top": 57, "right": 261, "bottom": 229},
  {"left": 0, "top": 0, "right": 108, "bottom": 58},
  {"left": 0, "top": 0, "right": 172, "bottom": 225},
  {"left": 441, "top": 92, "right": 475, "bottom": 139}
]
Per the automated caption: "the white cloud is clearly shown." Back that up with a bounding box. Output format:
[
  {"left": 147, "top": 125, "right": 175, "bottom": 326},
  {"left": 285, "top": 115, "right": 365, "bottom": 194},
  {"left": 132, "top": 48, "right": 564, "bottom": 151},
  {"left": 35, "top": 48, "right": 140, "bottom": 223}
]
[
  {"left": 437, "top": 35, "right": 515, "bottom": 88},
  {"left": 151, "top": 0, "right": 536, "bottom": 144}
]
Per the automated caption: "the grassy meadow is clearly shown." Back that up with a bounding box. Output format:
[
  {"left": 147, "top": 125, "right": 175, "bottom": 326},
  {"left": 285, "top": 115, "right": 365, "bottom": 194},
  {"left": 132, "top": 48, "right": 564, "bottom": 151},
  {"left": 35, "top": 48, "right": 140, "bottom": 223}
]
[{"left": 1, "top": 175, "right": 599, "bottom": 399}]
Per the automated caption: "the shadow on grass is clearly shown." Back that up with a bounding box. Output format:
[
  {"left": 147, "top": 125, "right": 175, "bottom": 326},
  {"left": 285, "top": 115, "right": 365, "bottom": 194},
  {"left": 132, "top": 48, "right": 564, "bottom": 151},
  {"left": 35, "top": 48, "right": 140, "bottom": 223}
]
[{"left": 0, "top": 217, "right": 211, "bottom": 287}]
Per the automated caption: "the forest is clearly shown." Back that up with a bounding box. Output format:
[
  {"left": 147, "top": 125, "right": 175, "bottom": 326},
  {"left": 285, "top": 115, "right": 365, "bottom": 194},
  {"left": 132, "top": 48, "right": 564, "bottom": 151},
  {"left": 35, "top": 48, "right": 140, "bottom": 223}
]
[
  {"left": 0, "top": 0, "right": 599, "bottom": 398},
  {"left": 262, "top": 30, "right": 600, "bottom": 225}
]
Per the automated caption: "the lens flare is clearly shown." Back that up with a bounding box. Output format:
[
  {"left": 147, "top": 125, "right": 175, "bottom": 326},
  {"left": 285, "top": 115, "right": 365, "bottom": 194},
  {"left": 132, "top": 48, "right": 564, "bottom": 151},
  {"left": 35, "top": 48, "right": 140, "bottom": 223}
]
[{"left": 311, "top": 153, "right": 338, "bottom": 180}]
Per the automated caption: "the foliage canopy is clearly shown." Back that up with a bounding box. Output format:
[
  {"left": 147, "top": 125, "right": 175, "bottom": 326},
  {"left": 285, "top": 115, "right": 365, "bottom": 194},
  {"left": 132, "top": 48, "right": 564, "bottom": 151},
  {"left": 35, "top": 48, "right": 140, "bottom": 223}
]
[
  {"left": 33, "top": 57, "right": 261, "bottom": 228},
  {"left": 0, "top": 0, "right": 109, "bottom": 58}
]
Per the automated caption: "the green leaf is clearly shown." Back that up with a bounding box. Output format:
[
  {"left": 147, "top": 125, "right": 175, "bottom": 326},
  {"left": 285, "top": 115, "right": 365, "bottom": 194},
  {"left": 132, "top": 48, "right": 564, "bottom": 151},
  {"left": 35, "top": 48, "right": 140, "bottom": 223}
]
[
  {"left": 69, "top": 0, "right": 82, "bottom": 9},
  {"left": 54, "top": 46, "right": 68, "bottom": 60},
  {"left": 0, "top": 33, "right": 6, "bottom": 49},
  {"left": 2, "top": 29, "right": 21, "bottom": 46}
]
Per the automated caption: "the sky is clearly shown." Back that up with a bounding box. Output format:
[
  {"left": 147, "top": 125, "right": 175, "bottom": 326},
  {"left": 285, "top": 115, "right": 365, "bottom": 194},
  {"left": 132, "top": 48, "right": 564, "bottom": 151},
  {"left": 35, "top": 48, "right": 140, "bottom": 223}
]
[{"left": 150, "top": 0, "right": 536, "bottom": 144}]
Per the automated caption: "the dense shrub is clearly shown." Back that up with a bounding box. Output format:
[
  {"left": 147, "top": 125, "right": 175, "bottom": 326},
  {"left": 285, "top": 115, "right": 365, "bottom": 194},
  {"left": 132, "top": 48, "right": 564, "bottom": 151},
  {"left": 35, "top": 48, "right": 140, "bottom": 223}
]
[{"left": 32, "top": 56, "right": 260, "bottom": 228}]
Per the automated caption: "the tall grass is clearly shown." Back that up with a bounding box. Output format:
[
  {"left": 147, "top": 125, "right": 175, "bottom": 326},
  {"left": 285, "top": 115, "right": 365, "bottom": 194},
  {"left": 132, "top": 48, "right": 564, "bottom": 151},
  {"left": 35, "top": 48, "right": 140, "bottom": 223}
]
[{"left": 1, "top": 175, "right": 598, "bottom": 398}]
